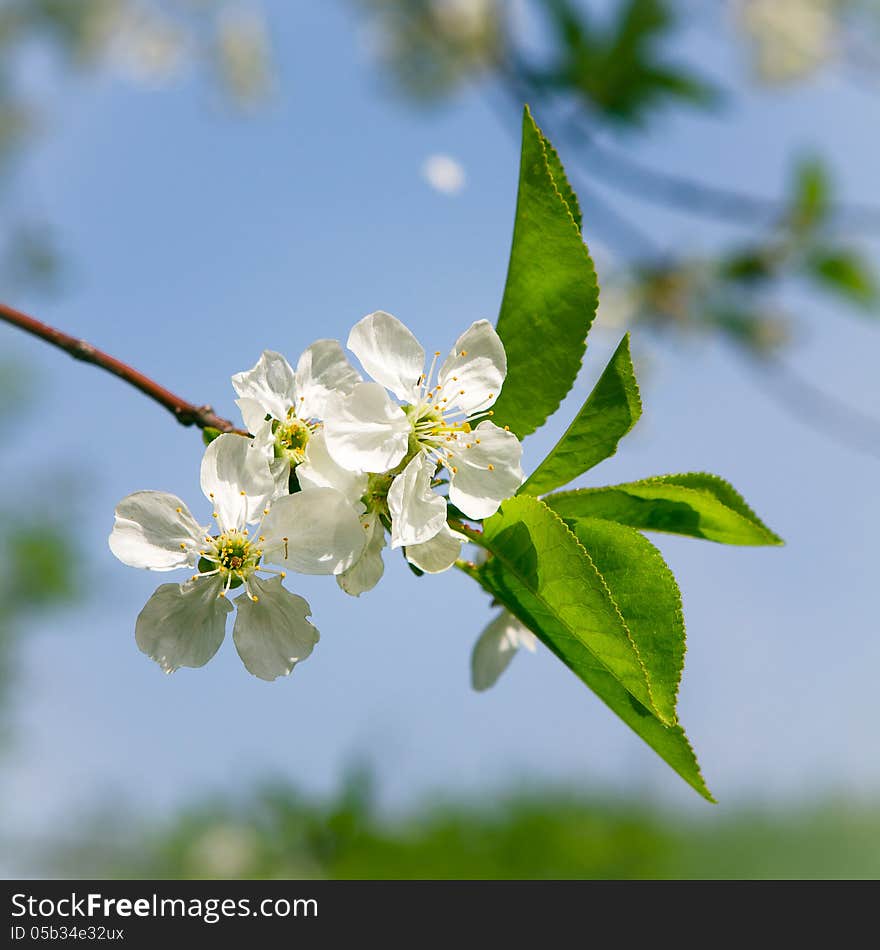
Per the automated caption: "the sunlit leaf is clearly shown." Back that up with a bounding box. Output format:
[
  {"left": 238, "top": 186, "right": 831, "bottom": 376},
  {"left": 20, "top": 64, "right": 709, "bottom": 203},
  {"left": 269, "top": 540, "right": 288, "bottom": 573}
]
[
  {"left": 492, "top": 107, "right": 598, "bottom": 438},
  {"left": 521, "top": 334, "right": 641, "bottom": 495},
  {"left": 545, "top": 473, "right": 783, "bottom": 546}
]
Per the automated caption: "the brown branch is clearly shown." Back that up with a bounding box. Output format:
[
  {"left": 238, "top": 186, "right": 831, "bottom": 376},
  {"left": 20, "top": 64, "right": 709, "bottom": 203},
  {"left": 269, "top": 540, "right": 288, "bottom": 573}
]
[{"left": 0, "top": 301, "right": 248, "bottom": 435}]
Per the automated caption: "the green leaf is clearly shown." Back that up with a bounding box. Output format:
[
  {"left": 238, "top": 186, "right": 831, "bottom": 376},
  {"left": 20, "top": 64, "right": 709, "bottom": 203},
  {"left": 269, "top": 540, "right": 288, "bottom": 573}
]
[
  {"left": 466, "top": 495, "right": 667, "bottom": 723},
  {"left": 545, "top": 473, "right": 783, "bottom": 546},
  {"left": 520, "top": 334, "right": 641, "bottom": 496},
  {"left": 564, "top": 517, "right": 684, "bottom": 727},
  {"left": 791, "top": 157, "right": 830, "bottom": 232},
  {"left": 539, "top": 129, "right": 582, "bottom": 230},
  {"left": 492, "top": 107, "right": 599, "bottom": 439},
  {"left": 805, "top": 249, "right": 879, "bottom": 311},
  {"left": 461, "top": 530, "right": 712, "bottom": 801}
]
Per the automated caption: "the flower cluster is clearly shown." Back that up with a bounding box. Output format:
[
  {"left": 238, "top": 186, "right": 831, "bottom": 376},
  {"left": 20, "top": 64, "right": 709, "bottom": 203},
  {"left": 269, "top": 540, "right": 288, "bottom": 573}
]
[{"left": 110, "top": 311, "right": 526, "bottom": 683}]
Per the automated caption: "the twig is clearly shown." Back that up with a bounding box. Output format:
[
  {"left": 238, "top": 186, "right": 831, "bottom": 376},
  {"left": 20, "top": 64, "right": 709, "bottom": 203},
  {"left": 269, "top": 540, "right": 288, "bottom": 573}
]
[{"left": 0, "top": 302, "right": 248, "bottom": 435}]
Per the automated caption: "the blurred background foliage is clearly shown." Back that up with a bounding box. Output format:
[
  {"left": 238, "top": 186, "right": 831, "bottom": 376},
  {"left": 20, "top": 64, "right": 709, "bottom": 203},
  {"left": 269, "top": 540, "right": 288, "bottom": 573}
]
[
  {"left": 0, "top": 0, "right": 272, "bottom": 292},
  {"left": 32, "top": 769, "right": 880, "bottom": 879},
  {"left": 0, "top": 364, "right": 79, "bottom": 729},
  {"left": 352, "top": 0, "right": 880, "bottom": 455},
  {"left": 2, "top": 1, "right": 879, "bottom": 448},
  {"left": 1, "top": 1, "right": 879, "bottom": 879}
]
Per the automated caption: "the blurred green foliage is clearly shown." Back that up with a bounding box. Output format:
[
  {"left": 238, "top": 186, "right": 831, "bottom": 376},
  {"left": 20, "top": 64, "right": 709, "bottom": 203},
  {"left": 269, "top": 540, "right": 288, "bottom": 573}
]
[
  {"left": 525, "top": 0, "right": 717, "bottom": 124},
  {"left": 620, "top": 157, "right": 879, "bottom": 354},
  {"left": 1, "top": 0, "right": 878, "bottom": 361},
  {"left": 354, "top": 0, "right": 880, "bottom": 369},
  {"left": 0, "top": 0, "right": 273, "bottom": 291},
  {"left": 39, "top": 771, "right": 880, "bottom": 879},
  {"left": 0, "top": 364, "right": 79, "bottom": 715}
]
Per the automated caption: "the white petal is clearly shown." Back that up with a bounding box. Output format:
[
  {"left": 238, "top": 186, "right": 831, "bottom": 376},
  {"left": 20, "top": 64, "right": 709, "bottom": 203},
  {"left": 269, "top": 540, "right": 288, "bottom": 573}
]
[
  {"left": 387, "top": 453, "right": 447, "bottom": 548},
  {"left": 295, "top": 338, "right": 362, "bottom": 420},
  {"left": 236, "top": 396, "right": 271, "bottom": 436},
  {"left": 109, "top": 491, "right": 205, "bottom": 571},
  {"left": 448, "top": 421, "right": 524, "bottom": 520},
  {"left": 438, "top": 319, "right": 507, "bottom": 416},
  {"left": 337, "top": 511, "right": 386, "bottom": 596},
  {"left": 323, "top": 382, "right": 410, "bottom": 473},
  {"left": 297, "top": 430, "right": 368, "bottom": 505},
  {"left": 200, "top": 433, "right": 276, "bottom": 530},
  {"left": 347, "top": 310, "right": 424, "bottom": 402},
  {"left": 242, "top": 419, "right": 291, "bottom": 499},
  {"left": 232, "top": 575, "right": 319, "bottom": 681},
  {"left": 135, "top": 576, "right": 232, "bottom": 674},
  {"left": 260, "top": 487, "right": 366, "bottom": 575},
  {"left": 231, "top": 350, "right": 296, "bottom": 424},
  {"left": 269, "top": 456, "right": 292, "bottom": 497},
  {"left": 471, "top": 610, "right": 538, "bottom": 691},
  {"left": 405, "top": 523, "right": 463, "bottom": 574}
]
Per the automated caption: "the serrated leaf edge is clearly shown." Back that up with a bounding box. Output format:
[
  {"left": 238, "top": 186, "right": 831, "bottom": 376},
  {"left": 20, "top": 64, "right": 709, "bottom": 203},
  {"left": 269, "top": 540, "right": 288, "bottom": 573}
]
[
  {"left": 546, "top": 472, "right": 784, "bottom": 546},
  {"left": 462, "top": 496, "right": 673, "bottom": 726},
  {"left": 520, "top": 332, "right": 643, "bottom": 496},
  {"left": 572, "top": 516, "right": 686, "bottom": 722},
  {"left": 456, "top": 556, "right": 714, "bottom": 802},
  {"left": 500, "top": 106, "right": 599, "bottom": 438}
]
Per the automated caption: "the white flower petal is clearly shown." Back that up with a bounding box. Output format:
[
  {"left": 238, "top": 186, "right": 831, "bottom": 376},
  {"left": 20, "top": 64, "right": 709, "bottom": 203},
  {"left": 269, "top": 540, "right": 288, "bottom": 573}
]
[
  {"left": 200, "top": 433, "right": 276, "bottom": 529},
  {"left": 471, "top": 610, "right": 537, "bottom": 691},
  {"left": 236, "top": 396, "right": 271, "bottom": 436},
  {"left": 295, "top": 338, "right": 361, "bottom": 420},
  {"left": 347, "top": 310, "right": 424, "bottom": 402},
  {"left": 405, "top": 523, "right": 463, "bottom": 574},
  {"left": 232, "top": 575, "right": 319, "bottom": 681},
  {"left": 297, "top": 430, "right": 368, "bottom": 505},
  {"left": 387, "top": 453, "right": 447, "bottom": 548},
  {"left": 337, "top": 511, "right": 386, "bottom": 596},
  {"left": 109, "top": 491, "right": 205, "bottom": 571},
  {"left": 269, "top": 456, "right": 292, "bottom": 497},
  {"left": 260, "top": 487, "right": 366, "bottom": 575},
  {"left": 323, "top": 381, "right": 410, "bottom": 473},
  {"left": 439, "top": 319, "right": 507, "bottom": 416},
  {"left": 231, "top": 350, "right": 296, "bottom": 424},
  {"left": 448, "top": 421, "right": 524, "bottom": 520},
  {"left": 135, "top": 576, "right": 232, "bottom": 674},
  {"left": 245, "top": 419, "right": 291, "bottom": 499}
]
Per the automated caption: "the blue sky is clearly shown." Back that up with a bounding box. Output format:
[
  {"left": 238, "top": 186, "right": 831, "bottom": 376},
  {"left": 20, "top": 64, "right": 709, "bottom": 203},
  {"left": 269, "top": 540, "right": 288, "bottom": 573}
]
[{"left": 1, "top": 3, "right": 878, "bottom": 846}]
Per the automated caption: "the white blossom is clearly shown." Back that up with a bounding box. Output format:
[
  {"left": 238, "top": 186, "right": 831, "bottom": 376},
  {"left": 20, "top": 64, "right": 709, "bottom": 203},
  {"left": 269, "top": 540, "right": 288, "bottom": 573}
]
[
  {"left": 232, "top": 342, "right": 361, "bottom": 489},
  {"left": 109, "top": 433, "right": 365, "bottom": 680},
  {"left": 323, "top": 310, "right": 524, "bottom": 531},
  {"left": 739, "top": 0, "right": 837, "bottom": 83},
  {"left": 296, "top": 429, "right": 464, "bottom": 595}
]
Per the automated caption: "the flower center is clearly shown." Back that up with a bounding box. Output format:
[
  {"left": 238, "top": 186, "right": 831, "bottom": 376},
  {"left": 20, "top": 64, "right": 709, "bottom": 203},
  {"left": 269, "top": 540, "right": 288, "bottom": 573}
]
[
  {"left": 406, "top": 403, "right": 471, "bottom": 454},
  {"left": 272, "top": 414, "right": 314, "bottom": 465},
  {"left": 200, "top": 529, "right": 262, "bottom": 589},
  {"left": 359, "top": 472, "right": 395, "bottom": 519}
]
